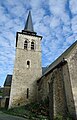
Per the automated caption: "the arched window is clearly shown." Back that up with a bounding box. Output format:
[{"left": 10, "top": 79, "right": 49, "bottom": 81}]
[
  {"left": 27, "top": 60, "right": 30, "bottom": 68},
  {"left": 24, "top": 40, "right": 28, "bottom": 49},
  {"left": 31, "top": 41, "right": 34, "bottom": 50}
]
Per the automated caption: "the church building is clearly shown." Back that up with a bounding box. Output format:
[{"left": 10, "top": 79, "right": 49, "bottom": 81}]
[{"left": 0, "top": 11, "right": 77, "bottom": 119}]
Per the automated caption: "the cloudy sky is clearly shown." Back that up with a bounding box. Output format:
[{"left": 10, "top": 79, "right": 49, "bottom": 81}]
[{"left": 0, "top": 0, "right": 77, "bottom": 86}]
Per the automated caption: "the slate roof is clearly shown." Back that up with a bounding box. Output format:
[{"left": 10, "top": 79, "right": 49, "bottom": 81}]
[
  {"left": 24, "top": 11, "right": 34, "bottom": 32},
  {"left": 40, "top": 40, "right": 77, "bottom": 79},
  {"left": 4, "top": 75, "right": 12, "bottom": 87}
]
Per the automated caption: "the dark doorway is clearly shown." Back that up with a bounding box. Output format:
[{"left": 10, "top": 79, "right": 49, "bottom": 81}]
[{"left": 5, "top": 98, "right": 9, "bottom": 109}]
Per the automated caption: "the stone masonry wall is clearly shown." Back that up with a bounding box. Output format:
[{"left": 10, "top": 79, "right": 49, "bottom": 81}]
[
  {"left": 38, "top": 43, "right": 77, "bottom": 118},
  {"left": 53, "top": 67, "right": 67, "bottom": 117},
  {"left": 66, "top": 44, "right": 77, "bottom": 117},
  {"left": 9, "top": 33, "right": 42, "bottom": 108},
  {"left": 3, "top": 87, "right": 11, "bottom": 97},
  {"left": 38, "top": 66, "right": 67, "bottom": 117},
  {"left": 62, "top": 63, "right": 76, "bottom": 118},
  {"left": 38, "top": 72, "right": 53, "bottom": 101}
]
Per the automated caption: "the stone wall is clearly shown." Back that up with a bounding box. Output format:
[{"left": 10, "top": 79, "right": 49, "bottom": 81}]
[
  {"left": 38, "top": 65, "right": 67, "bottom": 117},
  {"left": 3, "top": 87, "right": 11, "bottom": 97},
  {"left": 38, "top": 43, "right": 77, "bottom": 119},
  {"left": 62, "top": 63, "right": 76, "bottom": 118},
  {"left": 37, "top": 73, "right": 51, "bottom": 101},
  {"left": 66, "top": 44, "right": 77, "bottom": 117},
  {"left": 9, "top": 33, "right": 42, "bottom": 108},
  {"left": 53, "top": 67, "right": 67, "bottom": 117},
  {"left": 0, "top": 98, "right": 6, "bottom": 108}
]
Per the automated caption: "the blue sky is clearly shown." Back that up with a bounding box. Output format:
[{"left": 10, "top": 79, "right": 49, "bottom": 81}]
[{"left": 0, "top": 0, "right": 77, "bottom": 86}]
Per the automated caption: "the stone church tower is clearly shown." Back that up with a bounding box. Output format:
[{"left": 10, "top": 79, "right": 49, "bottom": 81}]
[{"left": 9, "top": 11, "right": 42, "bottom": 108}]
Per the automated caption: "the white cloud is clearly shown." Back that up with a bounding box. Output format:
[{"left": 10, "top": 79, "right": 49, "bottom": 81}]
[
  {"left": 71, "top": 16, "right": 77, "bottom": 34},
  {"left": 49, "top": 0, "right": 66, "bottom": 16},
  {"left": 50, "top": 17, "right": 60, "bottom": 28},
  {"left": 69, "top": 0, "right": 77, "bottom": 15},
  {"left": 30, "top": 0, "right": 41, "bottom": 10},
  {"left": 0, "top": 0, "right": 77, "bottom": 86}
]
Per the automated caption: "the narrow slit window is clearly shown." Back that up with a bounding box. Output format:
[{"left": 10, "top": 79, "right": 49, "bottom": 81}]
[
  {"left": 27, "top": 61, "right": 30, "bottom": 68},
  {"left": 24, "top": 40, "right": 28, "bottom": 49},
  {"left": 31, "top": 41, "right": 34, "bottom": 50},
  {"left": 27, "top": 88, "right": 29, "bottom": 99}
]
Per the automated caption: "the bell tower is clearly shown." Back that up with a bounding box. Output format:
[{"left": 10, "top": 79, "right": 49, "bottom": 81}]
[{"left": 9, "top": 11, "right": 42, "bottom": 108}]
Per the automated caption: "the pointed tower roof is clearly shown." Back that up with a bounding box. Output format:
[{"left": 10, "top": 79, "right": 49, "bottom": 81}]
[{"left": 24, "top": 11, "right": 34, "bottom": 32}]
